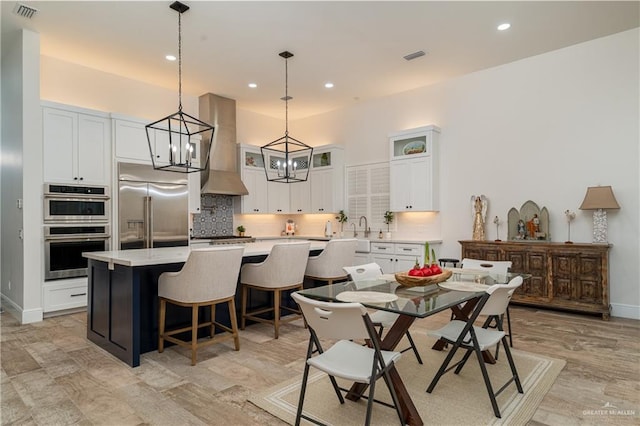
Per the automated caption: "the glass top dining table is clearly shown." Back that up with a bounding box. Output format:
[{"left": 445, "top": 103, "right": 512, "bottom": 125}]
[{"left": 297, "top": 279, "right": 486, "bottom": 318}]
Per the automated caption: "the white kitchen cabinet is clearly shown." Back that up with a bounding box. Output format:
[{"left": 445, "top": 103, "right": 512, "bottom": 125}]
[
  {"left": 43, "top": 278, "right": 88, "bottom": 313},
  {"left": 114, "top": 116, "right": 200, "bottom": 167},
  {"left": 235, "top": 145, "right": 269, "bottom": 213},
  {"left": 290, "top": 179, "right": 311, "bottom": 213},
  {"left": 188, "top": 171, "right": 202, "bottom": 214},
  {"left": 389, "top": 125, "right": 440, "bottom": 212},
  {"left": 268, "top": 181, "right": 291, "bottom": 213},
  {"left": 43, "top": 104, "right": 111, "bottom": 185},
  {"left": 114, "top": 118, "right": 149, "bottom": 162},
  {"left": 370, "top": 242, "right": 425, "bottom": 274},
  {"left": 390, "top": 157, "right": 431, "bottom": 211},
  {"left": 309, "top": 145, "right": 344, "bottom": 213},
  {"left": 243, "top": 169, "right": 269, "bottom": 213}
]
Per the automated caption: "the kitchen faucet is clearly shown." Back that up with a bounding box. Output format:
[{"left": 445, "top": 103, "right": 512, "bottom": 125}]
[
  {"left": 359, "top": 216, "right": 370, "bottom": 238},
  {"left": 351, "top": 222, "right": 358, "bottom": 238}
]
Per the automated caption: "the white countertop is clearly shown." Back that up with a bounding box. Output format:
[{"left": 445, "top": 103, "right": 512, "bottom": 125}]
[
  {"left": 84, "top": 239, "right": 327, "bottom": 268},
  {"left": 251, "top": 236, "right": 443, "bottom": 245}
]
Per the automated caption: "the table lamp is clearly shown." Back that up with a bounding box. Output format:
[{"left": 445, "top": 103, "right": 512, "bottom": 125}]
[{"left": 579, "top": 186, "right": 620, "bottom": 243}]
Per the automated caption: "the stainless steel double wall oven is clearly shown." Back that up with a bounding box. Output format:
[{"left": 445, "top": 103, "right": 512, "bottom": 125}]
[{"left": 43, "top": 183, "right": 111, "bottom": 280}]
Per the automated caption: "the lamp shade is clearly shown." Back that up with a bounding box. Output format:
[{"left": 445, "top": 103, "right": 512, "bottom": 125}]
[{"left": 579, "top": 186, "right": 620, "bottom": 210}]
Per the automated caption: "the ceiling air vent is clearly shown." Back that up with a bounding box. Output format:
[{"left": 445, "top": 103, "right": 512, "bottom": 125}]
[
  {"left": 403, "top": 50, "right": 426, "bottom": 61},
  {"left": 13, "top": 3, "right": 38, "bottom": 19}
]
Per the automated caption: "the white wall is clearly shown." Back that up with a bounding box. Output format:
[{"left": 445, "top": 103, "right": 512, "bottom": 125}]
[
  {"left": 1, "top": 29, "right": 43, "bottom": 323},
  {"left": 293, "top": 29, "right": 640, "bottom": 319},
  {"left": 41, "top": 55, "right": 198, "bottom": 120},
  {"left": 32, "top": 29, "right": 639, "bottom": 319}
]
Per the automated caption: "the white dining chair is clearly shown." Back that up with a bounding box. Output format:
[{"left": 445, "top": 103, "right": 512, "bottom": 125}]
[
  {"left": 461, "top": 258, "right": 515, "bottom": 352},
  {"left": 292, "top": 292, "right": 405, "bottom": 426},
  {"left": 426, "top": 276, "right": 524, "bottom": 418},
  {"left": 343, "top": 263, "right": 423, "bottom": 364}
]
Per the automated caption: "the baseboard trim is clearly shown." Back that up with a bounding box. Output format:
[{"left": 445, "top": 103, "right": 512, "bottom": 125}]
[
  {"left": 0, "top": 294, "right": 44, "bottom": 324},
  {"left": 611, "top": 303, "right": 640, "bottom": 320}
]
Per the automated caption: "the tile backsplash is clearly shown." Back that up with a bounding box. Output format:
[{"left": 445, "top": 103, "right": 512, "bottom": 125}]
[{"left": 191, "top": 194, "right": 234, "bottom": 237}]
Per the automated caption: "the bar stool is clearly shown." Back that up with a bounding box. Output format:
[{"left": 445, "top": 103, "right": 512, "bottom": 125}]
[
  {"left": 305, "top": 239, "right": 358, "bottom": 285},
  {"left": 439, "top": 258, "right": 460, "bottom": 268},
  {"left": 158, "top": 246, "right": 244, "bottom": 366},
  {"left": 240, "top": 241, "right": 311, "bottom": 339}
]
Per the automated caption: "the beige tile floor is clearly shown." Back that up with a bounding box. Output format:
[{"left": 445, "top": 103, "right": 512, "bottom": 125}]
[{"left": 1, "top": 306, "right": 639, "bottom": 425}]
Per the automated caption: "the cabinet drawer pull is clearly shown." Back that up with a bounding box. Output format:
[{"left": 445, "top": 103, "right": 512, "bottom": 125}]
[
  {"left": 70, "top": 292, "right": 87, "bottom": 297},
  {"left": 402, "top": 248, "right": 412, "bottom": 251}
]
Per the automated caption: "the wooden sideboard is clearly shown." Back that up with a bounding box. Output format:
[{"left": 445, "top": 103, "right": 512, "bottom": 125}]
[{"left": 459, "top": 240, "right": 611, "bottom": 319}]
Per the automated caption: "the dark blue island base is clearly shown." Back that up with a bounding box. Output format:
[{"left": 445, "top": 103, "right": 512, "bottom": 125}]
[{"left": 86, "top": 252, "right": 322, "bottom": 367}]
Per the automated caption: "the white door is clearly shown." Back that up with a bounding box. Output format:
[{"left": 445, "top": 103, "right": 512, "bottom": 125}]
[
  {"left": 290, "top": 180, "right": 311, "bottom": 213},
  {"left": 268, "top": 181, "right": 290, "bottom": 213},
  {"left": 310, "top": 169, "right": 333, "bottom": 213},
  {"left": 243, "top": 169, "right": 268, "bottom": 213}
]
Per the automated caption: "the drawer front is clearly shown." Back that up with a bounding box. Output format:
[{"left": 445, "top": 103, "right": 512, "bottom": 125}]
[
  {"left": 371, "top": 243, "right": 394, "bottom": 254},
  {"left": 43, "top": 281, "right": 88, "bottom": 312},
  {"left": 395, "top": 244, "right": 422, "bottom": 256}
]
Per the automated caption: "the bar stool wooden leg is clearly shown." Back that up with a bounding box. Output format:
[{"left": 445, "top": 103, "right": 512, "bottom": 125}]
[
  {"left": 228, "top": 299, "right": 240, "bottom": 350},
  {"left": 191, "top": 305, "right": 198, "bottom": 366},
  {"left": 241, "top": 285, "right": 248, "bottom": 330},
  {"left": 210, "top": 303, "right": 216, "bottom": 338},
  {"left": 274, "top": 289, "right": 281, "bottom": 339},
  {"left": 159, "top": 298, "right": 166, "bottom": 353}
]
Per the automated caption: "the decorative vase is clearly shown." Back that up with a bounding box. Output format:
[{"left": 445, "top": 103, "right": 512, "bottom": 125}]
[
  {"left": 385, "top": 232, "right": 392, "bottom": 240},
  {"left": 238, "top": 231, "right": 245, "bottom": 237}
]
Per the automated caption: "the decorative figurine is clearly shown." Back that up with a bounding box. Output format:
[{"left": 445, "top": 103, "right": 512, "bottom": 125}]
[
  {"left": 564, "top": 210, "right": 576, "bottom": 244},
  {"left": 517, "top": 219, "right": 526, "bottom": 239},
  {"left": 493, "top": 216, "right": 502, "bottom": 242},
  {"left": 471, "top": 195, "right": 487, "bottom": 241}
]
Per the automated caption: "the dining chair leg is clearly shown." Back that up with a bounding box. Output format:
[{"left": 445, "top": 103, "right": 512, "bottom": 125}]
[
  {"left": 158, "top": 298, "right": 166, "bottom": 353},
  {"left": 502, "top": 336, "right": 524, "bottom": 393},
  {"left": 506, "top": 307, "right": 513, "bottom": 347},
  {"left": 191, "top": 304, "right": 199, "bottom": 366},
  {"left": 405, "top": 331, "right": 423, "bottom": 365},
  {"left": 210, "top": 303, "right": 216, "bottom": 338},
  {"left": 273, "top": 289, "right": 281, "bottom": 339},
  {"left": 240, "top": 285, "right": 248, "bottom": 330},
  {"left": 474, "top": 344, "right": 501, "bottom": 418},
  {"left": 427, "top": 341, "right": 461, "bottom": 393},
  {"left": 228, "top": 299, "right": 240, "bottom": 351}
]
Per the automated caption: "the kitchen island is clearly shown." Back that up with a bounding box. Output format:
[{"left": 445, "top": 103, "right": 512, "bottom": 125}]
[{"left": 83, "top": 240, "right": 326, "bottom": 367}]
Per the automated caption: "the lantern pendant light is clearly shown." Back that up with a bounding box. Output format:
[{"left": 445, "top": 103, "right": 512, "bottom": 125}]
[
  {"left": 261, "top": 51, "right": 313, "bottom": 183},
  {"left": 145, "top": 1, "right": 214, "bottom": 173}
]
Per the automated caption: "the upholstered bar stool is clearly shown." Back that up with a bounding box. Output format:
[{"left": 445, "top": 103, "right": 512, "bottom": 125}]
[
  {"left": 158, "top": 246, "right": 244, "bottom": 366},
  {"left": 240, "top": 241, "right": 311, "bottom": 339},
  {"left": 305, "top": 239, "right": 358, "bottom": 286}
]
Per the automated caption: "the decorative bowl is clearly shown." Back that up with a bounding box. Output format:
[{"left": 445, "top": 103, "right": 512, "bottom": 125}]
[{"left": 394, "top": 269, "right": 453, "bottom": 288}]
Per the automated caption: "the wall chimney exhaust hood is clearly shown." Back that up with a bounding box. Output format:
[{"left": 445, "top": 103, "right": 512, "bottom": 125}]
[{"left": 199, "top": 94, "right": 249, "bottom": 195}]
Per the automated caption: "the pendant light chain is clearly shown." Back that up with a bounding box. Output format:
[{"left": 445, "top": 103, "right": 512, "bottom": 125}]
[
  {"left": 284, "top": 55, "right": 289, "bottom": 136},
  {"left": 178, "top": 10, "right": 183, "bottom": 112}
]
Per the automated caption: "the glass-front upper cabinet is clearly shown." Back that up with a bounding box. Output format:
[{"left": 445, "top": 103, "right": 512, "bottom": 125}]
[{"left": 389, "top": 125, "right": 440, "bottom": 160}]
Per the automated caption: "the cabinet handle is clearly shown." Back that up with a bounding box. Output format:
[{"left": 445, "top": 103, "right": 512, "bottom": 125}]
[
  {"left": 74, "top": 177, "right": 78, "bottom": 180},
  {"left": 70, "top": 292, "right": 87, "bottom": 297},
  {"left": 402, "top": 248, "right": 411, "bottom": 251},
  {"left": 79, "top": 177, "right": 83, "bottom": 181}
]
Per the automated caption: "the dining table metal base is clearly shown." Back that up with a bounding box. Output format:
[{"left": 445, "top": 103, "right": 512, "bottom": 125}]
[{"left": 345, "top": 314, "right": 423, "bottom": 426}]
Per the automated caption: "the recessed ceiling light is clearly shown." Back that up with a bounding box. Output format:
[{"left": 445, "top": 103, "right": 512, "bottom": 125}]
[
  {"left": 324, "top": 82, "right": 334, "bottom": 89},
  {"left": 497, "top": 23, "right": 511, "bottom": 31},
  {"left": 165, "top": 54, "right": 176, "bottom": 61},
  {"left": 248, "top": 83, "right": 257, "bottom": 88}
]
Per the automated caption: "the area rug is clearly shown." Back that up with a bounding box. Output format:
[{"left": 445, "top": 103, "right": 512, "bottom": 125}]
[{"left": 249, "top": 334, "right": 565, "bottom": 425}]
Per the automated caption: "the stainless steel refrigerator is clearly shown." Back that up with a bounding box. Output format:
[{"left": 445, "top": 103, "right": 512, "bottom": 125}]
[{"left": 118, "top": 162, "right": 189, "bottom": 250}]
